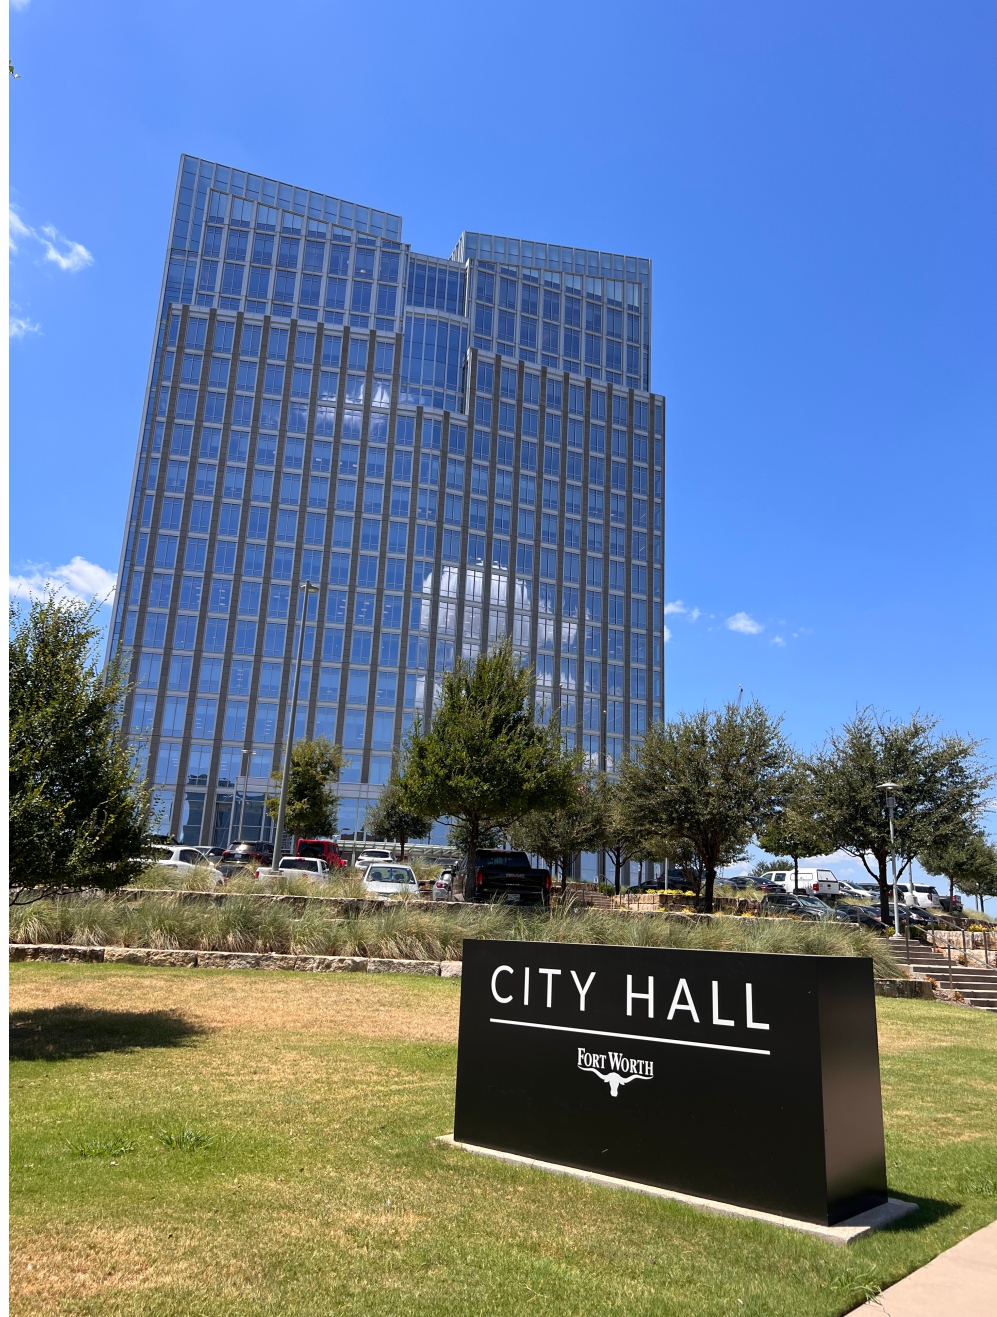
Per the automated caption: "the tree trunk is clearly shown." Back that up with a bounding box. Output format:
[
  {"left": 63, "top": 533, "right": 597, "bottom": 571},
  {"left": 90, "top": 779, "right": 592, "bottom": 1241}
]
[
  {"left": 702, "top": 865, "right": 716, "bottom": 915},
  {"left": 613, "top": 851, "right": 622, "bottom": 896},
  {"left": 950, "top": 874, "right": 955, "bottom": 914},
  {"left": 464, "top": 820, "right": 479, "bottom": 903},
  {"left": 399, "top": 834, "right": 406, "bottom": 861},
  {"left": 793, "top": 854, "right": 800, "bottom": 892}
]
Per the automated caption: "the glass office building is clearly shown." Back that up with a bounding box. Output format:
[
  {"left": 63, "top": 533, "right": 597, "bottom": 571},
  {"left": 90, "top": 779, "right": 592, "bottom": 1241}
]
[{"left": 108, "top": 155, "right": 665, "bottom": 851}]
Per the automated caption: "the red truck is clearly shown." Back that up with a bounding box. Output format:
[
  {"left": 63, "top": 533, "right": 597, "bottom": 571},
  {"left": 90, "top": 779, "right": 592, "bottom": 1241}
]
[{"left": 296, "top": 838, "right": 347, "bottom": 868}]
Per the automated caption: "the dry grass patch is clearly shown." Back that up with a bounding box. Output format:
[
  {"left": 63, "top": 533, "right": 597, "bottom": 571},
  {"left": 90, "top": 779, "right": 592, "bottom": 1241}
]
[{"left": 9, "top": 962, "right": 461, "bottom": 1043}]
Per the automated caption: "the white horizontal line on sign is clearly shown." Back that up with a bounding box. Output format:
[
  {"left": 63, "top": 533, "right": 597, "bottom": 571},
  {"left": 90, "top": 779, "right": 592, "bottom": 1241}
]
[{"left": 489, "top": 1018, "right": 771, "bottom": 1057}]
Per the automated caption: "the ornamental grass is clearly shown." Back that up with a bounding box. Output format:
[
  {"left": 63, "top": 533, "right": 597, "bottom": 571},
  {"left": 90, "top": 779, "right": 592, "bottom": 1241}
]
[{"left": 9, "top": 892, "right": 902, "bottom": 976}]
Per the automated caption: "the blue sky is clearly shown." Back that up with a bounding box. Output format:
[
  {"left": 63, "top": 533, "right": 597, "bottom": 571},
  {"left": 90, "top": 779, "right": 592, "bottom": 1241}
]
[{"left": 10, "top": 0, "right": 997, "bottom": 887}]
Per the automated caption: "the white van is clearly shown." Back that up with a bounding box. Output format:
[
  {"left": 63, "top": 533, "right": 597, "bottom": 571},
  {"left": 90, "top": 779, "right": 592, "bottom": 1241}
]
[{"left": 762, "top": 869, "right": 841, "bottom": 897}]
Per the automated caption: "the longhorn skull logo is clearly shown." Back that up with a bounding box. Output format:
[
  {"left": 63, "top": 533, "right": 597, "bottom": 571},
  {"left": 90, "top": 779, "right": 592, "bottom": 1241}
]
[{"left": 579, "top": 1066, "right": 653, "bottom": 1097}]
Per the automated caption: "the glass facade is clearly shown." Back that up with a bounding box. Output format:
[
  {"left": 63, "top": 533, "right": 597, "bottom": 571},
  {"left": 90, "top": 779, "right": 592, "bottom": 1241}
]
[{"left": 108, "top": 155, "right": 665, "bottom": 846}]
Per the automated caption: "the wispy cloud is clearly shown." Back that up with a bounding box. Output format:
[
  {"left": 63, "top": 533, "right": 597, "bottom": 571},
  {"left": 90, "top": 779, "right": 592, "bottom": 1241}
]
[
  {"left": 10, "top": 206, "right": 94, "bottom": 272},
  {"left": 10, "top": 0, "right": 31, "bottom": 10},
  {"left": 663, "top": 624, "right": 672, "bottom": 643},
  {"left": 726, "top": 611, "right": 764, "bottom": 635},
  {"left": 9, "top": 556, "right": 116, "bottom": 604},
  {"left": 771, "top": 635, "right": 786, "bottom": 647},
  {"left": 9, "top": 308, "right": 41, "bottom": 338},
  {"left": 664, "top": 600, "right": 686, "bottom": 616}
]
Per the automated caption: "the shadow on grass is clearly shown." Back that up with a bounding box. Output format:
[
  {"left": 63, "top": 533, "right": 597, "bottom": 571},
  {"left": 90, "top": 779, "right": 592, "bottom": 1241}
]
[
  {"left": 880, "top": 1196, "right": 962, "bottom": 1233},
  {"left": 9, "top": 1005, "right": 207, "bottom": 1062}
]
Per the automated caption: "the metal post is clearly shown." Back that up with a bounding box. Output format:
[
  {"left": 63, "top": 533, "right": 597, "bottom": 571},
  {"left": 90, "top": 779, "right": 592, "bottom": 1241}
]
[
  {"left": 878, "top": 784, "right": 901, "bottom": 938},
  {"left": 272, "top": 581, "right": 316, "bottom": 861}
]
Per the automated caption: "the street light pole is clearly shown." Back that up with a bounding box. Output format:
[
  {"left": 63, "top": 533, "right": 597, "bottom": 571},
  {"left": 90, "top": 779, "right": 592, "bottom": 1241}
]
[
  {"left": 878, "top": 782, "right": 901, "bottom": 937},
  {"left": 272, "top": 580, "right": 317, "bottom": 860}
]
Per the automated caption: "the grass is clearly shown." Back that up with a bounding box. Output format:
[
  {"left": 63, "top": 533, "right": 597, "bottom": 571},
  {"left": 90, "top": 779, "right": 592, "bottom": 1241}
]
[
  {"left": 10, "top": 893, "right": 904, "bottom": 976},
  {"left": 10, "top": 962, "right": 997, "bottom": 1317}
]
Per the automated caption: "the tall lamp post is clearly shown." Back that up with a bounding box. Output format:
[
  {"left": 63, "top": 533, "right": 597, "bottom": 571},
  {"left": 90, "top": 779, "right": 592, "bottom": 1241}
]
[
  {"left": 272, "top": 580, "right": 317, "bottom": 859},
  {"left": 878, "top": 782, "right": 901, "bottom": 937}
]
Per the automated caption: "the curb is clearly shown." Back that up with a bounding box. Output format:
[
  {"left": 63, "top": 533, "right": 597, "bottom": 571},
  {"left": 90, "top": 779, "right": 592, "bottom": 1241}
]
[{"left": 9, "top": 943, "right": 463, "bottom": 978}]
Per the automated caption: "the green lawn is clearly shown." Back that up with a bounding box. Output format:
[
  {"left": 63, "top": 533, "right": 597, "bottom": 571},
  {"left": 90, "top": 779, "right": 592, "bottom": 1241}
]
[{"left": 9, "top": 963, "right": 997, "bottom": 1317}]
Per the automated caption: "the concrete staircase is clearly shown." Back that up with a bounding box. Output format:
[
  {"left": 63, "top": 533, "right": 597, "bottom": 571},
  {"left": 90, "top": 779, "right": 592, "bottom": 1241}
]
[{"left": 894, "top": 938, "right": 997, "bottom": 1011}]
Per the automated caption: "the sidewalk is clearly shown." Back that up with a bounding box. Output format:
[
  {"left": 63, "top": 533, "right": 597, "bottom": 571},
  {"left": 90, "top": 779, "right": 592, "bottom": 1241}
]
[{"left": 852, "top": 1218, "right": 997, "bottom": 1316}]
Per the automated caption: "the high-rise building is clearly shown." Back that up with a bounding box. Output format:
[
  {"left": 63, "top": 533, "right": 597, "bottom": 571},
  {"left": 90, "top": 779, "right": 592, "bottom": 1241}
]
[{"left": 109, "top": 155, "right": 665, "bottom": 856}]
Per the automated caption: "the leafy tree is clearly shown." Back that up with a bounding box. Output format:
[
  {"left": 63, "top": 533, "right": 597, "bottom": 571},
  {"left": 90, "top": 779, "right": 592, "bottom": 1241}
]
[
  {"left": 749, "top": 857, "right": 795, "bottom": 878},
  {"left": 617, "top": 700, "right": 790, "bottom": 913},
  {"left": 920, "top": 826, "right": 997, "bottom": 915},
  {"left": 510, "top": 776, "right": 605, "bottom": 890},
  {"left": 363, "top": 770, "right": 433, "bottom": 860},
  {"left": 811, "top": 709, "right": 993, "bottom": 923},
  {"left": 757, "top": 760, "right": 832, "bottom": 891},
  {"left": 593, "top": 775, "right": 636, "bottom": 895},
  {"left": 266, "top": 737, "right": 342, "bottom": 841},
  {"left": 10, "top": 594, "right": 151, "bottom": 902},
  {"left": 399, "top": 640, "right": 578, "bottom": 897}
]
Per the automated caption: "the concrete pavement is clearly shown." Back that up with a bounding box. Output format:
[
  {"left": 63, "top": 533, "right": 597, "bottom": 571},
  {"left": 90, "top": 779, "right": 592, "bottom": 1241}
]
[{"left": 852, "top": 1218, "right": 997, "bottom": 1316}]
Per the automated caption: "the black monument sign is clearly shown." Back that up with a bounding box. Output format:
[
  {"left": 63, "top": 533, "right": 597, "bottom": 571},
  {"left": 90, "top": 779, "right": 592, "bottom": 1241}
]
[{"left": 454, "top": 941, "right": 888, "bottom": 1225}]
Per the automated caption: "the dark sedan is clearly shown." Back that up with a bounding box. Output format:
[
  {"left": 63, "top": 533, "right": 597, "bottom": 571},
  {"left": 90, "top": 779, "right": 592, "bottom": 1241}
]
[
  {"left": 758, "top": 893, "right": 833, "bottom": 921},
  {"left": 833, "top": 902, "right": 887, "bottom": 932}
]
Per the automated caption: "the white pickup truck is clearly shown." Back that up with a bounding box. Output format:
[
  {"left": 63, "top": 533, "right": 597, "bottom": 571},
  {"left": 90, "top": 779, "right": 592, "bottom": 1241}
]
[{"left": 253, "top": 856, "right": 332, "bottom": 880}]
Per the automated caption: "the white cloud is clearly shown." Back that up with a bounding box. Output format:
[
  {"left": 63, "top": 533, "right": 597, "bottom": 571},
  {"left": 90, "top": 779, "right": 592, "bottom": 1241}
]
[
  {"left": 9, "top": 556, "right": 116, "bottom": 604},
  {"left": 10, "top": 0, "right": 31, "bottom": 10},
  {"left": 664, "top": 600, "right": 686, "bottom": 616},
  {"left": 663, "top": 624, "right": 672, "bottom": 643},
  {"left": 689, "top": 607, "right": 702, "bottom": 622},
  {"left": 9, "top": 207, "right": 94, "bottom": 272},
  {"left": 10, "top": 311, "right": 41, "bottom": 338},
  {"left": 770, "top": 635, "right": 786, "bottom": 647},
  {"left": 726, "top": 611, "right": 764, "bottom": 635}
]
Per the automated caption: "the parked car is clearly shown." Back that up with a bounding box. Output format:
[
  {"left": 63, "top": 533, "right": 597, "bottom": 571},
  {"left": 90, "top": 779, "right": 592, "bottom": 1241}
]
[
  {"left": 145, "top": 845, "right": 214, "bottom": 877},
  {"left": 219, "top": 841, "right": 274, "bottom": 875},
  {"left": 762, "top": 869, "right": 841, "bottom": 898},
  {"left": 254, "top": 856, "right": 332, "bottom": 880},
  {"left": 895, "top": 882, "right": 961, "bottom": 913},
  {"left": 835, "top": 881, "right": 876, "bottom": 900},
  {"left": 362, "top": 864, "right": 421, "bottom": 897},
  {"left": 758, "top": 892, "right": 833, "bottom": 921},
  {"left": 456, "top": 850, "right": 552, "bottom": 906},
  {"left": 432, "top": 869, "right": 454, "bottom": 902},
  {"left": 194, "top": 846, "right": 227, "bottom": 863},
  {"left": 833, "top": 902, "right": 887, "bottom": 932},
  {"left": 356, "top": 847, "right": 395, "bottom": 867},
  {"left": 887, "top": 904, "right": 943, "bottom": 928},
  {"left": 296, "top": 838, "right": 347, "bottom": 868}
]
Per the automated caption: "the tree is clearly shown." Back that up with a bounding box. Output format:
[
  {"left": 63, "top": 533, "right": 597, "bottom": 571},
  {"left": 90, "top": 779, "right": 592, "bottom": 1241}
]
[
  {"left": 749, "top": 857, "right": 795, "bottom": 878},
  {"left": 10, "top": 594, "right": 151, "bottom": 902},
  {"left": 617, "top": 701, "right": 790, "bottom": 914},
  {"left": 510, "top": 776, "right": 605, "bottom": 890},
  {"left": 595, "top": 775, "right": 636, "bottom": 895},
  {"left": 757, "top": 760, "right": 832, "bottom": 891},
  {"left": 399, "top": 639, "right": 578, "bottom": 896},
  {"left": 920, "top": 826, "right": 997, "bottom": 915},
  {"left": 811, "top": 709, "right": 993, "bottom": 923},
  {"left": 266, "top": 737, "right": 342, "bottom": 841},
  {"left": 363, "top": 770, "right": 433, "bottom": 860}
]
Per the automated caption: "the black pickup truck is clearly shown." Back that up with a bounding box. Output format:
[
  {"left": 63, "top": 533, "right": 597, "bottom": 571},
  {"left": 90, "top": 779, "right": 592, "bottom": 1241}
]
[{"left": 457, "top": 850, "right": 552, "bottom": 906}]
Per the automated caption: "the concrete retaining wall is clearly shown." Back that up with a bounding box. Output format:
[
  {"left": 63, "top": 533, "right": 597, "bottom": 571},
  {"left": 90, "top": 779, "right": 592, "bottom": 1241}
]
[{"left": 9, "top": 943, "right": 462, "bottom": 978}]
